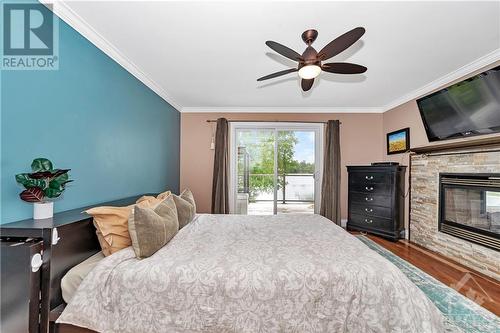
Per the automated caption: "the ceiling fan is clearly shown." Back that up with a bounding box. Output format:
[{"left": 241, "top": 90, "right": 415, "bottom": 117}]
[{"left": 257, "top": 27, "right": 367, "bottom": 91}]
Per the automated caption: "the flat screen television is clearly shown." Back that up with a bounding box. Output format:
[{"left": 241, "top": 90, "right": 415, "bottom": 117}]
[{"left": 417, "top": 66, "right": 500, "bottom": 142}]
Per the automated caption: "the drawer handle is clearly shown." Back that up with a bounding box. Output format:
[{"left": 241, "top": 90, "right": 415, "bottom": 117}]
[
  {"left": 365, "top": 186, "right": 374, "bottom": 191},
  {"left": 364, "top": 218, "right": 373, "bottom": 224},
  {"left": 365, "top": 208, "right": 373, "bottom": 213},
  {"left": 365, "top": 176, "right": 374, "bottom": 180},
  {"left": 365, "top": 197, "right": 373, "bottom": 202}
]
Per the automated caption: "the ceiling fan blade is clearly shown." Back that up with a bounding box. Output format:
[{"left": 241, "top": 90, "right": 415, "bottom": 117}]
[
  {"left": 257, "top": 68, "right": 298, "bottom": 81},
  {"left": 265, "top": 41, "right": 302, "bottom": 61},
  {"left": 301, "top": 79, "right": 314, "bottom": 91},
  {"left": 317, "top": 27, "right": 365, "bottom": 61},
  {"left": 322, "top": 62, "right": 367, "bottom": 74}
]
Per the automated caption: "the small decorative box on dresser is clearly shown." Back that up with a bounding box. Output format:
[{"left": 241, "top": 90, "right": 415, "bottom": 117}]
[{"left": 347, "top": 164, "right": 406, "bottom": 241}]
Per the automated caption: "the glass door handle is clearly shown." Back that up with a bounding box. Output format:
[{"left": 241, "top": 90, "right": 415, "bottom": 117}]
[{"left": 313, "top": 171, "right": 320, "bottom": 181}]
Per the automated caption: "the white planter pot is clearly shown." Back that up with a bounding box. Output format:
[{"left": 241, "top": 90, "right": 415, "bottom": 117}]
[{"left": 33, "top": 202, "right": 54, "bottom": 219}]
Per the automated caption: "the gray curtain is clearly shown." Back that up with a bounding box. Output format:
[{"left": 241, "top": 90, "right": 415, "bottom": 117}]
[
  {"left": 320, "top": 120, "right": 341, "bottom": 224},
  {"left": 211, "top": 118, "right": 229, "bottom": 214}
]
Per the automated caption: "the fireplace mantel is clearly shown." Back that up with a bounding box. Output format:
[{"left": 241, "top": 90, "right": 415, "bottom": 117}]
[{"left": 411, "top": 135, "right": 500, "bottom": 154}]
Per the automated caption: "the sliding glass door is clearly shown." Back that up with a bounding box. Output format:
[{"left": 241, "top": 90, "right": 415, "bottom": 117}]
[
  {"left": 231, "top": 123, "right": 323, "bottom": 215},
  {"left": 235, "top": 128, "right": 275, "bottom": 215}
]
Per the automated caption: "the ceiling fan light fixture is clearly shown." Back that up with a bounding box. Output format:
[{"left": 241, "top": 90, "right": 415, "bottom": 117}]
[
  {"left": 257, "top": 27, "right": 367, "bottom": 91},
  {"left": 298, "top": 65, "right": 321, "bottom": 80}
]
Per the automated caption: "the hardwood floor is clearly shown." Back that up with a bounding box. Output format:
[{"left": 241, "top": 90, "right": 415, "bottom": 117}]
[{"left": 359, "top": 233, "right": 500, "bottom": 316}]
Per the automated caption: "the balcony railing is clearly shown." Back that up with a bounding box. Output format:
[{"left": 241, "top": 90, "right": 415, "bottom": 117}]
[{"left": 238, "top": 173, "right": 314, "bottom": 203}]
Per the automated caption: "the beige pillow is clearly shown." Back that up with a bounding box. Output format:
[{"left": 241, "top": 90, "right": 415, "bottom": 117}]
[
  {"left": 181, "top": 189, "right": 196, "bottom": 212},
  {"left": 172, "top": 189, "right": 196, "bottom": 229},
  {"left": 128, "top": 195, "right": 179, "bottom": 258}
]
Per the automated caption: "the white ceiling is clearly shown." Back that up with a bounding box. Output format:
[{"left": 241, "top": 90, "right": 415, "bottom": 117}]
[{"left": 50, "top": 1, "right": 500, "bottom": 112}]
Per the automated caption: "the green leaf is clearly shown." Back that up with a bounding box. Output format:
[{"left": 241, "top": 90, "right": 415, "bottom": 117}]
[
  {"left": 15, "top": 173, "right": 47, "bottom": 189},
  {"left": 47, "top": 177, "right": 72, "bottom": 194},
  {"left": 48, "top": 178, "right": 70, "bottom": 188},
  {"left": 48, "top": 179, "right": 63, "bottom": 190},
  {"left": 44, "top": 187, "right": 63, "bottom": 198},
  {"left": 52, "top": 172, "right": 69, "bottom": 184},
  {"left": 15, "top": 173, "right": 31, "bottom": 185},
  {"left": 31, "top": 158, "right": 53, "bottom": 172}
]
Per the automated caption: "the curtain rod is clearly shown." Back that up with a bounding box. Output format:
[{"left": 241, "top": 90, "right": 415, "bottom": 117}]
[{"left": 206, "top": 120, "right": 341, "bottom": 124}]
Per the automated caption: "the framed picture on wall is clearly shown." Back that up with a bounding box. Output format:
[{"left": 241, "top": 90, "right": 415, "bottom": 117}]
[{"left": 387, "top": 128, "right": 410, "bottom": 155}]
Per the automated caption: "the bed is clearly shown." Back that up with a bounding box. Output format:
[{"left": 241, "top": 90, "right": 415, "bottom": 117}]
[{"left": 55, "top": 213, "right": 455, "bottom": 333}]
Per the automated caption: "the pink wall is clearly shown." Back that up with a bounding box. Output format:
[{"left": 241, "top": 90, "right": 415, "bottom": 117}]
[
  {"left": 181, "top": 113, "right": 384, "bottom": 217},
  {"left": 383, "top": 61, "right": 500, "bottom": 232}
]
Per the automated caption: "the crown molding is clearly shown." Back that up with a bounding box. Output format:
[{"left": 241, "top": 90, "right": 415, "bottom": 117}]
[
  {"left": 181, "top": 107, "right": 385, "bottom": 114},
  {"left": 382, "top": 49, "right": 500, "bottom": 112},
  {"left": 40, "top": 0, "right": 183, "bottom": 111}
]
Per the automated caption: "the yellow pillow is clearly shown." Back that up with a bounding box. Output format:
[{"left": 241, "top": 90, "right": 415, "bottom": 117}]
[
  {"left": 95, "top": 229, "right": 111, "bottom": 257},
  {"left": 86, "top": 205, "right": 134, "bottom": 256},
  {"left": 136, "top": 195, "right": 155, "bottom": 204},
  {"left": 86, "top": 197, "right": 163, "bottom": 256},
  {"left": 85, "top": 191, "right": 170, "bottom": 256}
]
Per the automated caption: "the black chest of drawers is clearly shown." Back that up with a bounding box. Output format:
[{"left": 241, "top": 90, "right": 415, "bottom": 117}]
[{"left": 347, "top": 165, "right": 406, "bottom": 241}]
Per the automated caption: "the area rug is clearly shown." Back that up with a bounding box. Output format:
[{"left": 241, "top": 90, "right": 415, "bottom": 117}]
[{"left": 356, "top": 235, "right": 500, "bottom": 333}]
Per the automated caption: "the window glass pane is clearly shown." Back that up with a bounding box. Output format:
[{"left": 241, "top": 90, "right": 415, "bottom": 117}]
[
  {"left": 486, "top": 191, "right": 500, "bottom": 213},
  {"left": 234, "top": 125, "right": 320, "bottom": 216},
  {"left": 236, "top": 129, "right": 275, "bottom": 215},
  {"left": 277, "top": 130, "right": 315, "bottom": 214},
  {"left": 444, "top": 188, "right": 500, "bottom": 235}
]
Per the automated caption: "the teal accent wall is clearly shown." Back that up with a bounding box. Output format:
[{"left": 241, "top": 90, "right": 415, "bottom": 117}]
[{"left": 0, "top": 5, "right": 180, "bottom": 223}]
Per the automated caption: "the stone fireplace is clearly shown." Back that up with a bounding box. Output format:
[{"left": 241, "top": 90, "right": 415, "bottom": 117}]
[{"left": 410, "top": 149, "right": 500, "bottom": 280}]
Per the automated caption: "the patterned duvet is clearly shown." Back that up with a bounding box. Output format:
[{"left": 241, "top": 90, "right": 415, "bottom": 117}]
[{"left": 58, "top": 214, "right": 454, "bottom": 333}]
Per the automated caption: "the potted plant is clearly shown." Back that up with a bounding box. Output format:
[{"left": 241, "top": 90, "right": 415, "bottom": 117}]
[{"left": 15, "top": 158, "right": 72, "bottom": 219}]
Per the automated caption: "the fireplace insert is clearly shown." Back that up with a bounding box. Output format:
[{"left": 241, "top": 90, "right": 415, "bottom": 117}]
[{"left": 439, "top": 173, "right": 500, "bottom": 251}]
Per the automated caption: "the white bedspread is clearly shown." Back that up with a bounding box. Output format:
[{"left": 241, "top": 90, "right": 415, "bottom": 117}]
[{"left": 58, "top": 214, "right": 452, "bottom": 333}]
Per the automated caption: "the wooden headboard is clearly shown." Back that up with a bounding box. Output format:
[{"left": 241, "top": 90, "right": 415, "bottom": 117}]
[
  {"left": 48, "top": 195, "right": 148, "bottom": 309},
  {"left": 1, "top": 195, "right": 147, "bottom": 332},
  {"left": 49, "top": 217, "right": 101, "bottom": 309}
]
